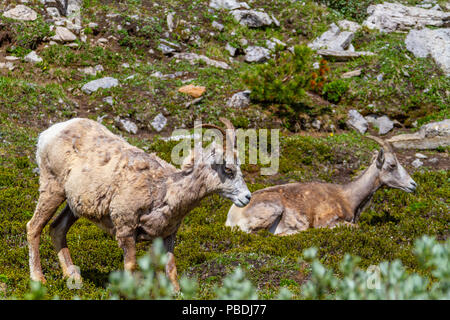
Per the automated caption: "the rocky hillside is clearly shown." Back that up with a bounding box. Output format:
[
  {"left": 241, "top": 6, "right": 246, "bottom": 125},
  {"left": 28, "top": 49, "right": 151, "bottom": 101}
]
[{"left": 0, "top": 0, "right": 448, "bottom": 299}]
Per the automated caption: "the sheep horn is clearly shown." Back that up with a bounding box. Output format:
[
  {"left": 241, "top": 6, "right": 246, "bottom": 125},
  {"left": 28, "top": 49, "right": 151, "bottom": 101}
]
[
  {"left": 219, "top": 117, "right": 236, "bottom": 150},
  {"left": 366, "top": 135, "right": 393, "bottom": 152}
]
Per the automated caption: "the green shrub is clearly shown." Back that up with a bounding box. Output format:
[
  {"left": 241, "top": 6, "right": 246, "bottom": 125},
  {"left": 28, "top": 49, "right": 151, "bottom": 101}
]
[
  {"left": 315, "top": 0, "right": 377, "bottom": 22},
  {"left": 301, "top": 235, "right": 450, "bottom": 299},
  {"left": 322, "top": 79, "right": 349, "bottom": 103},
  {"left": 242, "top": 45, "right": 315, "bottom": 108}
]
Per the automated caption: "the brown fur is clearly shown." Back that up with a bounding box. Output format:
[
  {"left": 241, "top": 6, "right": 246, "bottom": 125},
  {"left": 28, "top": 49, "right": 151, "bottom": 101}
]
[
  {"left": 27, "top": 118, "right": 251, "bottom": 290},
  {"left": 226, "top": 144, "right": 417, "bottom": 235}
]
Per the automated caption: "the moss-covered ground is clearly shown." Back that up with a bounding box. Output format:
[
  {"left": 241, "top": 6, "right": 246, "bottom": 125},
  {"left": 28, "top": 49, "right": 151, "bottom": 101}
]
[{"left": 0, "top": 0, "right": 448, "bottom": 299}]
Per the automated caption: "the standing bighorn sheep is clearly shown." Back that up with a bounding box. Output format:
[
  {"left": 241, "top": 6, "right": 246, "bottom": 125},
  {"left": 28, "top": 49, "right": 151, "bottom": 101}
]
[
  {"left": 226, "top": 136, "right": 417, "bottom": 235},
  {"left": 28, "top": 117, "right": 251, "bottom": 290}
]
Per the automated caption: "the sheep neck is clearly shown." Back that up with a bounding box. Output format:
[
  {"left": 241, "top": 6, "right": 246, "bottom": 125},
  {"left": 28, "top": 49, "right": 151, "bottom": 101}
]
[{"left": 343, "top": 161, "right": 383, "bottom": 220}]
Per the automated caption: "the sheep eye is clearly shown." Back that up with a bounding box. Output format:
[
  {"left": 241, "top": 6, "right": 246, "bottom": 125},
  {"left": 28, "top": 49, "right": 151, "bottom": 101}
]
[
  {"left": 224, "top": 166, "right": 234, "bottom": 176},
  {"left": 388, "top": 163, "right": 397, "bottom": 170}
]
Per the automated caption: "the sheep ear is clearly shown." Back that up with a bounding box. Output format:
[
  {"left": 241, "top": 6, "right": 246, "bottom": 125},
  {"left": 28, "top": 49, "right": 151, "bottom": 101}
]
[{"left": 376, "top": 148, "right": 385, "bottom": 169}]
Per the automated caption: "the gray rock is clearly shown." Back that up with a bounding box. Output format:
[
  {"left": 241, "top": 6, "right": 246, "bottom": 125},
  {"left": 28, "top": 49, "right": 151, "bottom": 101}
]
[
  {"left": 115, "top": 117, "right": 138, "bottom": 134},
  {"left": 415, "top": 152, "right": 428, "bottom": 159},
  {"left": 311, "top": 119, "right": 321, "bottom": 130},
  {"left": 363, "top": 2, "right": 450, "bottom": 32},
  {"left": 266, "top": 38, "right": 286, "bottom": 51},
  {"left": 158, "top": 43, "right": 177, "bottom": 55},
  {"left": 212, "top": 21, "right": 224, "bottom": 31},
  {"left": 3, "top": 5, "right": 37, "bottom": 21},
  {"left": 103, "top": 96, "right": 114, "bottom": 106},
  {"left": 231, "top": 10, "right": 275, "bottom": 28},
  {"left": 167, "top": 12, "right": 175, "bottom": 32},
  {"left": 81, "top": 77, "right": 119, "bottom": 94},
  {"left": 309, "top": 23, "right": 354, "bottom": 51},
  {"left": 151, "top": 113, "right": 167, "bottom": 132},
  {"left": 376, "top": 73, "right": 384, "bottom": 82},
  {"left": 337, "top": 19, "right": 361, "bottom": 32},
  {"left": 387, "top": 119, "right": 450, "bottom": 149},
  {"left": 52, "top": 26, "right": 77, "bottom": 42},
  {"left": 365, "top": 115, "right": 394, "bottom": 135},
  {"left": 209, "top": 0, "right": 249, "bottom": 10},
  {"left": 227, "top": 90, "right": 251, "bottom": 108},
  {"left": 347, "top": 109, "right": 368, "bottom": 134},
  {"left": 341, "top": 69, "right": 362, "bottom": 78},
  {"left": 405, "top": 28, "right": 450, "bottom": 76},
  {"left": 173, "top": 52, "right": 231, "bottom": 70},
  {"left": 0, "top": 62, "right": 15, "bottom": 71},
  {"left": 46, "top": 7, "right": 60, "bottom": 18},
  {"left": 244, "top": 46, "right": 270, "bottom": 63},
  {"left": 225, "top": 43, "right": 237, "bottom": 56},
  {"left": 411, "top": 159, "right": 423, "bottom": 168},
  {"left": 316, "top": 49, "right": 375, "bottom": 61},
  {"left": 24, "top": 51, "right": 43, "bottom": 64}
]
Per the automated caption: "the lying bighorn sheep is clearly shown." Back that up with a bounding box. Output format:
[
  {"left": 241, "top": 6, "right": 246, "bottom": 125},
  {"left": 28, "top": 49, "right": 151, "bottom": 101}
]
[
  {"left": 226, "top": 136, "right": 417, "bottom": 235},
  {"left": 28, "top": 117, "right": 251, "bottom": 290}
]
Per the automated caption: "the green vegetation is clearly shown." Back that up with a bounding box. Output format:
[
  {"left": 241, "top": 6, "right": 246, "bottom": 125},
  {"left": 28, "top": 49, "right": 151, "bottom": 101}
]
[
  {"left": 13, "top": 235, "right": 450, "bottom": 300},
  {"left": 0, "top": 0, "right": 448, "bottom": 300}
]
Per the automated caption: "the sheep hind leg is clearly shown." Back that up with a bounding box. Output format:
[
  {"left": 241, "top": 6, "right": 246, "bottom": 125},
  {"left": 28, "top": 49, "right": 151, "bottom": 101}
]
[
  {"left": 164, "top": 233, "right": 180, "bottom": 293},
  {"left": 27, "top": 188, "right": 65, "bottom": 283},
  {"left": 49, "top": 204, "right": 80, "bottom": 281}
]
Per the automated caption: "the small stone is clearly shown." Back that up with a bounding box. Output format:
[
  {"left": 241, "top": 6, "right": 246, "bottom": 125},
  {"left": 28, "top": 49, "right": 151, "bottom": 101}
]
[
  {"left": 411, "top": 159, "right": 423, "bottom": 168},
  {"left": 225, "top": 43, "right": 237, "bottom": 56},
  {"left": 428, "top": 157, "right": 438, "bottom": 164},
  {"left": 266, "top": 38, "right": 286, "bottom": 51},
  {"left": 115, "top": 117, "right": 138, "bottom": 134},
  {"left": 341, "top": 69, "right": 362, "bottom": 78},
  {"left": 212, "top": 21, "right": 224, "bottom": 31},
  {"left": 46, "top": 7, "right": 60, "bottom": 18},
  {"left": 0, "top": 62, "right": 15, "bottom": 71},
  {"left": 337, "top": 20, "right": 361, "bottom": 32},
  {"left": 178, "top": 84, "right": 206, "bottom": 98},
  {"left": 231, "top": 10, "right": 275, "bottom": 28},
  {"left": 415, "top": 153, "right": 427, "bottom": 159},
  {"left": 244, "top": 46, "right": 270, "bottom": 63},
  {"left": 227, "top": 90, "right": 251, "bottom": 108},
  {"left": 347, "top": 109, "right": 368, "bottom": 134},
  {"left": 209, "top": 0, "right": 249, "bottom": 10},
  {"left": 167, "top": 12, "right": 175, "bottom": 32},
  {"left": 313, "top": 62, "right": 320, "bottom": 69},
  {"left": 376, "top": 73, "right": 384, "bottom": 82},
  {"left": 365, "top": 115, "right": 394, "bottom": 135},
  {"left": 52, "top": 26, "right": 77, "bottom": 42},
  {"left": 311, "top": 119, "right": 321, "bottom": 130},
  {"left": 103, "top": 96, "right": 114, "bottom": 106},
  {"left": 81, "top": 77, "right": 119, "bottom": 94},
  {"left": 24, "top": 51, "right": 43, "bottom": 64},
  {"left": 151, "top": 113, "right": 167, "bottom": 132},
  {"left": 173, "top": 52, "right": 230, "bottom": 70}
]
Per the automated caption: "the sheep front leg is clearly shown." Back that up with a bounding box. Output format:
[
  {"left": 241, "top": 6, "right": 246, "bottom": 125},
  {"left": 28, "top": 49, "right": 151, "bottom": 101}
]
[
  {"left": 118, "top": 236, "right": 136, "bottom": 272},
  {"left": 163, "top": 233, "right": 180, "bottom": 292}
]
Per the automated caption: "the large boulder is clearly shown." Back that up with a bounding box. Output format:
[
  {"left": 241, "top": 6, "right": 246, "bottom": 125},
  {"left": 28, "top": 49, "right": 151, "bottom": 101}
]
[
  {"left": 387, "top": 119, "right": 450, "bottom": 149},
  {"left": 405, "top": 28, "right": 450, "bottom": 76},
  {"left": 363, "top": 2, "right": 450, "bottom": 32}
]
